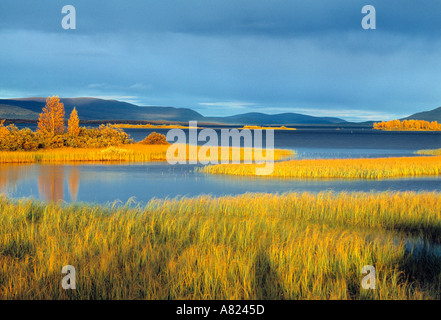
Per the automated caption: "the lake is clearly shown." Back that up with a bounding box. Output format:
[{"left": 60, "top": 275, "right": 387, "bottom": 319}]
[
  {"left": 116, "top": 126, "right": 441, "bottom": 159},
  {"left": 1, "top": 128, "right": 440, "bottom": 204}
]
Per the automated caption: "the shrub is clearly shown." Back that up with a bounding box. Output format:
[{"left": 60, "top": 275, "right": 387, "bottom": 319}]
[
  {"left": 62, "top": 125, "right": 133, "bottom": 148},
  {"left": 0, "top": 122, "right": 134, "bottom": 151},
  {"left": 49, "top": 135, "right": 65, "bottom": 149},
  {"left": 140, "top": 132, "right": 169, "bottom": 145},
  {"left": 0, "top": 123, "right": 41, "bottom": 151}
]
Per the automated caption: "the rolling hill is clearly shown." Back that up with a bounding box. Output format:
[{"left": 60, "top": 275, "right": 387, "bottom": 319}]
[
  {"left": 206, "top": 112, "right": 344, "bottom": 125},
  {"left": 0, "top": 97, "right": 346, "bottom": 125},
  {"left": 402, "top": 106, "right": 441, "bottom": 122},
  {"left": 0, "top": 98, "right": 205, "bottom": 122}
]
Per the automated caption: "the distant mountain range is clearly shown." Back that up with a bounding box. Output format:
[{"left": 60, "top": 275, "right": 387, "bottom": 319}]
[
  {"left": 0, "top": 97, "right": 346, "bottom": 125},
  {"left": 1, "top": 97, "right": 441, "bottom": 125},
  {"left": 0, "top": 97, "right": 204, "bottom": 122}
]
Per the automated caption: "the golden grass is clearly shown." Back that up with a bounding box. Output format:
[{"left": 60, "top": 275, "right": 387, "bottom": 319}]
[
  {"left": 1, "top": 191, "right": 441, "bottom": 299},
  {"left": 416, "top": 149, "right": 441, "bottom": 156},
  {"left": 201, "top": 156, "right": 441, "bottom": 179},
  {"left": 0, "top": 144, "right": 293, "bottom": 164}
]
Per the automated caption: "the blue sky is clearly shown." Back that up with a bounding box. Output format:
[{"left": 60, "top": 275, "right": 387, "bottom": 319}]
[{"left": 1, "top": 0, "right": 441, "bottom": 121}]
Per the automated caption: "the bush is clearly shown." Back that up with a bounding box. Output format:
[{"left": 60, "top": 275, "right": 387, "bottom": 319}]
[
  {"left": 0, "top": 123, "right": 41, "bottom": 151},
  {"left": 49, "top": 135, "right": 65, "bottom": 149},
  {"left": 140, "top": 132, "right": 169, "bottom": 145},
  {"left": 20, "top": 129, "right": 41, "bottom": 151},
  {"left": 0, "top": 121, "right": 133, "bottom": 151},
  {"left": 65, "top": 125, "right": 133, "bottom": 148}
]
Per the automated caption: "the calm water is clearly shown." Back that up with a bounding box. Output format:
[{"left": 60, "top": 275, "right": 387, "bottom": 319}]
[
  {"left": 15, "top": 124, "right": 441, "bottom": 159},
  {"left": 124, "top": 127, "right": 441, "bottom": 159},
  {"left": 1, "top": 163, "right": 440, "bottom": 205},
  {"left": 1, "top": 128, "right": 440, "bottom": 204}
]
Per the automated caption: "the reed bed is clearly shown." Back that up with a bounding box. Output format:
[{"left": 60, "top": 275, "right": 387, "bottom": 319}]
[
  {"left": 0, "top": 144, "right": 293, "bottom": 164},
  {"left": 416, "top": 149, "right": 441, "bottom": 156},
  {"left": 201, "top": 156, "right": 441, "bottom": 179},
  {"left": 1, "top": 192, "right": 441, "bottom": 300}
]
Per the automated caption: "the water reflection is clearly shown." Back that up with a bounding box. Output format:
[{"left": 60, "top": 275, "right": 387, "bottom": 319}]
[
  {"left": 38, "top": 166, "right": 64, "bottom": 202},
  {"left": 0, "top": 164, "right": 80, "bottom": 203},
  {"left": 1, "top": 162, "right": 440, "bottom": 205},
  {"left": 0, "top": 164, "right": 36, "bottom": 195},
  {"left": 37, "top": 166, "right": 80, "bottom": 202},
  {"left": 68, "top": 168, "right": 79, "bottom": 202}
]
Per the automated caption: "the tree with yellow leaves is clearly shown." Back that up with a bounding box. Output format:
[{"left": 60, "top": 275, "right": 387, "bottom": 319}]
[
  {"left": 68, "top": 107, "right": 80, "bottom": 137},
  {"left": 37, "top": 96, "right": 65, "bottom": 136},
  {"left": 373, "top": 119, "right": 441, "bottom": 131}
]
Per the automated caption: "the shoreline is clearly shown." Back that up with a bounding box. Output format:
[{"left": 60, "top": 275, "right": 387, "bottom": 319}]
[
  {"left": 201, "top": 154, "right": 441, "bottom": 179},
  {"left": 0, "top": 144, "right": 294, "bottom": 164}
]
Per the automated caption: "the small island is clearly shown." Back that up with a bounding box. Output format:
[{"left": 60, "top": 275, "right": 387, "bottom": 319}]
[
  {"left": 109, "top": 123, "right": 201, "bottom": 129},
  {"left": 373, "top": 119, "right": 441, "bottom": 131},
  {"left": 239, "top": 125, "right": 296, "bottom": 130}
]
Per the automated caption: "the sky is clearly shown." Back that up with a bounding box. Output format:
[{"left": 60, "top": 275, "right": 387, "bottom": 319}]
[{"left": 1, "top": 0, "right": 441, "bottom": 121}]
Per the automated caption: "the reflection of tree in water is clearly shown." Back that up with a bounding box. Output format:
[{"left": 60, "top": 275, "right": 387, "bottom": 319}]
[
  {"left": 0, "top": 165, "right": 22, "bottom": 194},
  {"left": 0, "top": 166, "right": 9, "bottom": 193},
  {"left": 68, "top": 167, "right": 79, "bottom": 202},
  {"left": 38, "top": 166, "right": 64, "bottom": 202},
  {"left": 37, "top": 165, "right": 80, "bottom": 202}
]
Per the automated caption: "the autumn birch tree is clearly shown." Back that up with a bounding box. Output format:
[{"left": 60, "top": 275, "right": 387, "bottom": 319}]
[
  {"left": 67, "top": 107, "right": 80, "bottom": 137},
  {"left": 37, "top": 96, "right": 65, "bottom": 136}
]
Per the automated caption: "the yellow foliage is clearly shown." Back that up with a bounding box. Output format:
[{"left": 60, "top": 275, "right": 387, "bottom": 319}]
[
  {"left": 374, "top": 119, "right": 441, "bottom": 131},
  {"left": 140, "top": 132, "right": 170, "bottom": 145},
  {"left": 67, "top": 107, "right": 80, "bottom": 137},
  {"left": 37, "top": 96, "right": 65, "bottom": 136}
]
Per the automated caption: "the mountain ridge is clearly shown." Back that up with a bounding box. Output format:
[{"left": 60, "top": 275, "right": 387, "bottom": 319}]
[
  {"left": 3, "top": 97, "right": 441, "bottom": 124},
  {"left": 0, "top": 97, "right": 346, "bottom": 125},
  {"left": 402, "top": 106, "right": 441, "bottom": 122}
]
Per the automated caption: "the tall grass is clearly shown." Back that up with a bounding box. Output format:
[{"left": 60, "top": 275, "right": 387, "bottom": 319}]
[
  {"left": 416, "top": 149, "right": 441, "bottom": 156},
  {"left": 201, "top": 156, "right": 441, "bottom": 179},
  {"left": 1, "top": 192, "right": 441, "bottom": 299},
  {"left": 0, "top": 144, "right": 293, "bottom": 164}
]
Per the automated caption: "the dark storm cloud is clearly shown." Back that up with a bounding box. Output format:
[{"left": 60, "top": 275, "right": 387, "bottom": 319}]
[
  {"left": 1, "top": 0, "right": 441, "bottom": 120},
  {"left": 2, "top": 1, "right": 441, "bottom": 37}
]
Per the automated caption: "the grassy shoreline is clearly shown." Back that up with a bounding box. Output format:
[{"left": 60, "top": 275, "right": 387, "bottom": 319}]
[
  {"left": 201, "top": 156, "right": 441, "bottom": 179},
  {"left": 1, "top": 191, "right": 441, "bottom": 299},
  {"left": 0, "top": 144, "right": 293, "bottom": 164},
  {"left": 416, "top": 148, "right": 441, "bottom": 156}
]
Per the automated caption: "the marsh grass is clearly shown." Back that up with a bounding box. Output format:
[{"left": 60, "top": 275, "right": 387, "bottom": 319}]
[
  {"left": 417, "top": 149, "right": 441, "bottom": 156},
  {"left": 0, "top": 144, "right": 293, "bottom": 164},
  {"left": 1, "top": 192, "right": 441, "bottom": 299},
  {"left": 201, "top": 156, "right": 441, "bottom": 179}
]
